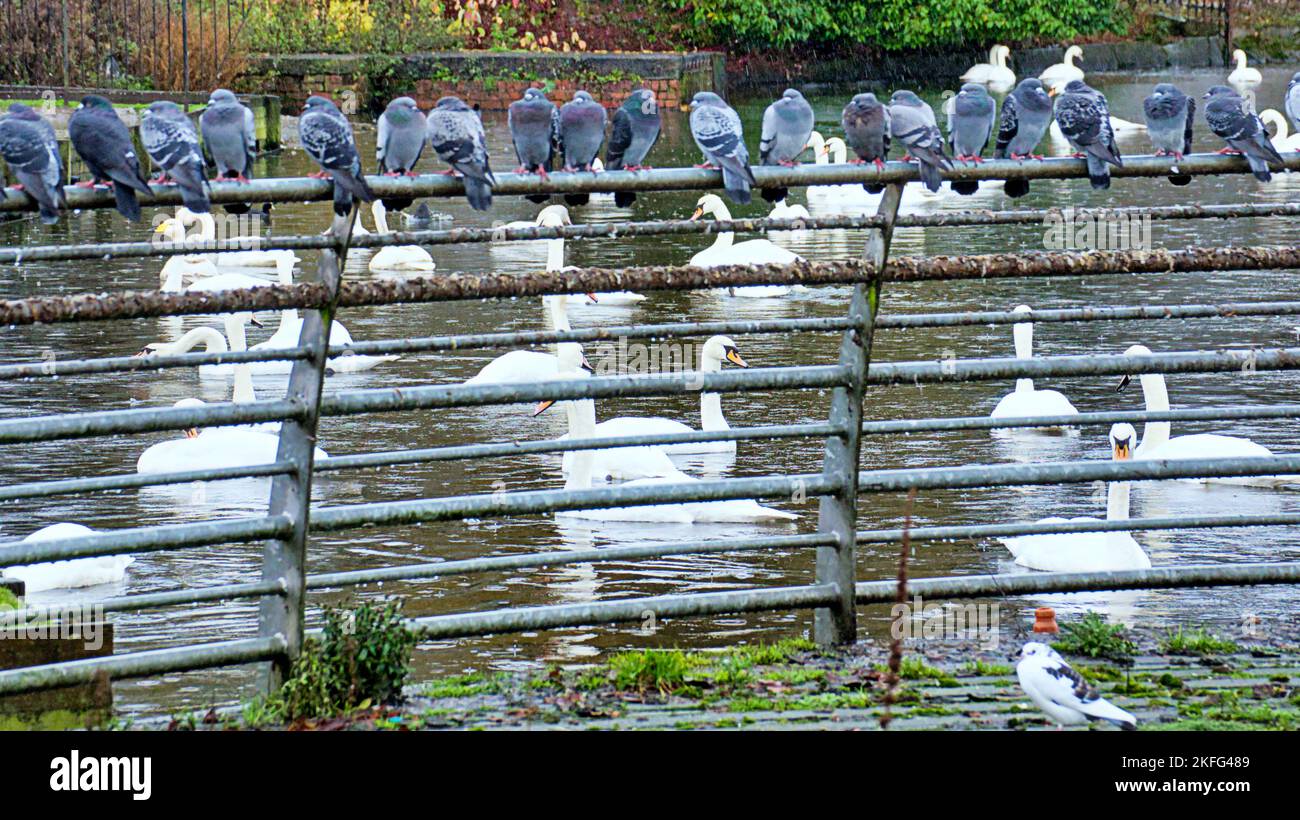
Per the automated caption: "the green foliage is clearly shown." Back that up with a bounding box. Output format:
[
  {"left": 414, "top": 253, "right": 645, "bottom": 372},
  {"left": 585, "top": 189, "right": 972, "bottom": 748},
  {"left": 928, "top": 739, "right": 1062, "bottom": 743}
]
[
  {"left": 1160, "top": 627, "right": 1240, "bottom": 657},
  {"left": 607, "top": 648, "right": 695, "bottom": 693},
  {"left": 1053, "top": 612, "right": 1137, "bottom": 661},
  {"left": 0, "top": 587, "right": 20, "bottom": 611},
  {"left": 245, "top": 0, "right": 456, "bottom": 54}
]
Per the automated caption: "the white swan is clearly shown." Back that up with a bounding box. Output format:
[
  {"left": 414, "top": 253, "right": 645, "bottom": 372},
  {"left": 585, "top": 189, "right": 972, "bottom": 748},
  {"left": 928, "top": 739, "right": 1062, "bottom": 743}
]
[
  {"left": 165, "top": 207, "right": 302, "bottom": 268},
  {"left": 535, "top": 204, "right": 644, "bottom": 305},
  {"left": 1, "top": 523, "right": 133, "bottom": 592},
  {"left": 565, "top": 335, "right": 748, "bottom": 459},
  {"left": 769, "top": 199, "right": 810, "bottom": 220},
  {"left": 258, "top": 309, "right": 400, "bottom": 374},
  {"left": 1119, "top": 344, "right": 1300, "bottom": 487},
  {"left": 962, "top": 44, "right": 1014, "bottom": 89},
  {"left": 1001, "top": 423, "right": 1151, "bottom": 572},
  {"left": 368, "top": 200, "right": 436, "bottom": 272},
  {"left": 1228, "top": 48, "right": 1262, "bottom": 89},
  {"left": 540, "top": 344, "right": 798, "bottom": 523},
  {"left": 1260, "top": 109, "right": 1300, "bottom": 152},
  {"left": 464, "top": 291, "right": 588, "bottom": 385},
  {"left": 1038, "top": 45, "right": 1085, "bottom": 88},
  {"left": 160, "top": 245, "right": 292, "bottom": 294},
  {"left": 990, "top": 305, "right": 1079, "bottom": 431},
  {"left": 137, "top": 312, "right": 267, "bottom": 384},
  {"left": 689, "top": 194, "right": 802, "bottom": 298},
  {"left": 802, "top": 133, "right": 886, "bottom": 211}
]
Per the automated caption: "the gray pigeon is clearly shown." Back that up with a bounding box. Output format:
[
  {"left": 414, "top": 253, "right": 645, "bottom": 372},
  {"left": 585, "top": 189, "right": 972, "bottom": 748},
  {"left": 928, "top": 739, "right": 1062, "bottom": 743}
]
[
  {"left": 688, "top": 91, "right": 755, "bottom": 205},
  {"left": 605, "top": 88, "right": 661, "bottom": 207},
  {"left": 508, "top": 87, "right": 558, "bottom": 204},
  {"left": 948, "top": 83, "right": 995, "bottom": 195},
  {"left": 1143, "top": 84, "right": 1195, "bottom": 186},
  {"left": 1285, "top": 72, "right": 1300, "bottom": 135},
  {"left": 841, "top": 93, "right": 890, "bottom": 194},
  {"left": 426, "top": 95, "right": 495, "bottom": 211},
  {"left": 0, "top": 104, "right": 65, "bottom": 224},
  {"left": 557, "top": 90, "right": 607, "bottom": 206},
  {"left": 1204, "top": 85, "right": 1283, "bottom": 182},
  {"left": 141, "top": 100, "right": 211, "bottom": 214},
  {"left": 376, "top": 96, "right": 427, "bottom": 211},
  {"left": 68, "top": 95, "right": 154, "bottom": 222},
  {"left": 887, "top": 90, "right": 952, "bottom": 193},
  {"left": 199, "top": 88, "right": 256, "bottom": 214},
  {"left": 758, "top": 88, "right": 814, "bottom": 203},
  {"left": 299, "top": 95, "right": 375, "bottom": 217},
  {"left": 1054, "top": 80, "right": 1123, "bottom": 190},
  {"left": 994, "top": 79, "right": 1054, "bottom": 198}
]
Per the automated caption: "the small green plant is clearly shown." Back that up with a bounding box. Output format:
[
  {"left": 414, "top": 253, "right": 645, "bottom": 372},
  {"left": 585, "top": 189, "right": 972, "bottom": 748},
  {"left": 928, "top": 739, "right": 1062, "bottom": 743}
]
[
  {"left": 0, "top": 587, "right": 20, "bottom": 611},
  {"left": 1160, "top": 627, "right": 1239, "bottom": 657},
  {"left": 607, "top": 649, "right": 693, "bottom": 693},
  {"left": 1053, "top": 612, "right": 1137, "bottom": 662},
  {"left": 961, "top": 660, "right": 1012, "bottom": 677}
]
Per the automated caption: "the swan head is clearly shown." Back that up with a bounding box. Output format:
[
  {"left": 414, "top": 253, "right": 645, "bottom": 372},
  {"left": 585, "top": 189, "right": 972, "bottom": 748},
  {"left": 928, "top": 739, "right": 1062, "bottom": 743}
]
[
  {"left": 1065, "top": 45, "right": 1084, "bottom": 62},
  {"left": 532, "top": 342, "right": 593, "bottom": 416},
  {"left": 690, "top": 194, "right": 728, "bottom": 221},
  {"left": 1260, "top": 109, "right": 1287, "bottom": 137},
  {"left": 1116, "top": 344, "right": 1153, "bottom": 391},
  {"left": 1110, "top": 423, "right": 1136, "bottom": 461},
  {"left": 1233, "top": 48, "right": 1248, "bottom": 66},
  {"left": 804, "top": 130, "right": 825, "bottom": 154},
  {"left": 822, "top": 136, "right": 847, "bottom": 160},
  {"left": 534, "top": 204, "right": 571, "bottom": 228},
  {"left": 701, "top": 335, "right": 748, "bottom": 368},
  {"left": 173, "top": 397, "right": 207, "bottom": 438}
]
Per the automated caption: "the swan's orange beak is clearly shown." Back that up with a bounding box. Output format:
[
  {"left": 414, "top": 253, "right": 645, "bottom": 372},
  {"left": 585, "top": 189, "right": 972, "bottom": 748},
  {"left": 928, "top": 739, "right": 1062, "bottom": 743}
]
[
  {"left": 1116, "top": 374, "right": 1132, "bottom": 392},
  {"left": 533, "top": 399, "right": 555, "bottom": 416},
  {"left": 184, "top": 428, "right": 200, "bottom": 439},
  {"left": 585, "top": 293, "right": 598, "bottom": 303},
  {"left": 1113, "top": 438, "right": 1132, "bottom": 460},
  {"left": 689, "top": 207, "right": 704, "bottom": 221},
  {"left": 724, "top": 347, "right": 748, "bottom": 368}
]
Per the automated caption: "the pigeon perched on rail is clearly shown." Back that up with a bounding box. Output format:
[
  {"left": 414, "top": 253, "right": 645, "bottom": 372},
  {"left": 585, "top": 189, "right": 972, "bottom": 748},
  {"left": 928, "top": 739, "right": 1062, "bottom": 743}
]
[
  {"left": 508, "top": 87, "right": 558, "bottom": 204},
  {"left": 605, "top": 88, "right": 661, "bottom": 207},
  {"left": 376, "top": 96, "right": 427, "bottom": 211},
  {"left": 67, "top": 95, "right": 154, "bottom": 222},
  {"left": 0, "top": 103, "right": 65, "bottom": 224},
  {"left": 556, "top": 90, "right": 607, "bottom": 206},
  {"left": 994, "top": 79, "right": 1054, "bottom": 198},
  {"left": 689, "top": 91, "right": 755, "bottom": 205},
  {"left": 426, "top": 95, "right": 495, "bottom": 211},
  {"left": 199, "top": 89, "right": 256, "bottom": 214},
  {"left": 1287, "top": 72, "right": 1300, "bottom": 134},
  {"left": 140, "top": 100, "right": 211, "bottom": 214},
  {"left": 1016, "top": 642, "right": 1137, "bottom": 730},
  {"left": 758, "top": 88, "right": 814, "bottom": 204},
  {"left": 887, "top": 90, "right": 951, "bottom": 193},
  {"left": 1204, "top": 85, "right": 1283, "bottom": 182},
  {"left": 948, "top": 83, "right": 995, "bottom": 195},
  {"left": 1053, "top": 80, "right": 1123, "bottom": 190},
  {"left": 299, "top": 95, "right": 375, "bottom": 217},
  {"left": 840, "top": 93, "right": 890, "bottom": 194},
  {"left": 1143, "top": 83, "right": 1195, "bottom": 186}
]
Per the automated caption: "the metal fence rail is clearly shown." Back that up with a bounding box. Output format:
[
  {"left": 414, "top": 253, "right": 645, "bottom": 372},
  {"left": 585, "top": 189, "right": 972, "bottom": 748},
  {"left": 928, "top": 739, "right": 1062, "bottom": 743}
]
[{"left": 2, "top": 158, "right": 1300, "bottom": 707}]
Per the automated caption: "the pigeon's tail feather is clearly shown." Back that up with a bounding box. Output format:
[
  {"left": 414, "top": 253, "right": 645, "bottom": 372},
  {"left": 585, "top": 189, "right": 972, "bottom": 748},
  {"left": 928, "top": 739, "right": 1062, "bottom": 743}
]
[
  {"left": 332, "top": 183, "right": 354, "bottom": 218},
  {"left": 1086, "top": 155, "right": 1111, "bottom": 190},
  {"left": 863, "top": 182, "right": 885, "bottom": 194},
  {"left": 1005, "top": 178, "right": 1030, "bottom": 198},
  {"left": 564, "top": 193, "right": 590, "bottom": 206},
  {"left": 1167, "top": 173, "right": 1192, "bottom": 186},
  {"left": 720, "top": 166, "right": 753, "bottom": 205},
  {"left": 381, "top": 196, "right": 414, "bottom": 212},
  {"left": 14, "top": 170, "right": 61, "bottom": 223},
  {"left": 1245, "top": 153, "right": 1273, "bottom": 182},
  {"left": 331, "top": 169, "right": 375, "bottom": 204},
  {"left": 111, "top": 183, "right": 143, "bottom": 222},
  {"left": 465, "top": 177, "right": 493, "bottom": 211},
  {"left": 917, "top": 158, "right": 943, "bottom": 193},
  {"left": 223, "top": 203, "right": 252, "bottom": 215},
  {"left": 106, "top": 166, "right": 153, "bottom": 198},
  {"left": 951, "top": 180, "right": 979, "bottom": 196},
  {"left": 526, "top": 193, "right": 552, "bottom": 204},
  {"left": 171, "top": 163, "right": 211, "bottom": 214},
  {"left": 761, "top": 186, "right": 787, "bottom": 204},
  {"left": 614, "top": 191, "right": 636, "bottom": 208}
]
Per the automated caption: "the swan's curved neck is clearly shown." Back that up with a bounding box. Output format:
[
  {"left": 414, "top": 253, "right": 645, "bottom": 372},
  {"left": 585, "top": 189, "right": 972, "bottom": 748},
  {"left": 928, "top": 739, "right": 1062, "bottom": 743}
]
[
  {"left": 563, "top": 399, "right": 597, "bottom": 491},
  {"left": 160, "top": 326, "right": 228, "bottom": 356},
  {"left": 1137, "top": 372, "right": 1171, "bottom": 450},
  {"left": 996, "top": 48, "right": 1008, "bottom": 69},
  {"left": 1106, "top": 479, "right": 1130, "bottom": 522},
  {"left": 1236, "top": 51, "right": 1248, "bottom": 69},
  {"left": 545, "top": 236, "right": 565, "bottom": 273},
  {"left": 544, "top": 295, "right": 571, "bottom": 332},
  {"left": 807, "top": 132, "right": 826, "bottom": 164},
  {"left": 179, "top": 211, "right": 217, "bottom": 242},
  {"left": 1012, "top": 321, "right": 1034, "bottom": 392},
  {"left": 222, "top": 315, "right": 255, "bottom": 404},
  {"left": 698, "top": 352, "right": 729, "bottom": 430},
  {"left": 705, "top": 203, "right": 735, "bottom": 250},
  {"left": 1065, "top": 48, "right": 1079, "bottom": 68},
  {"left": 828, "top": 141, "right": 848, "bottom": 164},
  {"left": 372, "top": 203, "right": 390, "bottom": 235}
]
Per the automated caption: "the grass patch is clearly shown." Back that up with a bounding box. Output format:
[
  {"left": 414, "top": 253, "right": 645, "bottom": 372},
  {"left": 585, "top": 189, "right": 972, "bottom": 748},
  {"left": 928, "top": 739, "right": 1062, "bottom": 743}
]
[
  {"left": 1160, "top": 627, "right": 1239, "bottom": 657},
  {"left": 423, "top": 672, "right": 510, "bottom": 699},
  {"left": 607, "top": 649, "right": 695, "bottom": 694},
  {"left": 1053, "top": 612, "right": 1137, "bottom": 662},
  {"left": 961, "top": 660, "right": 1013, "bottom": 677},
  {"left": 877, "top": 657, "right": 958, "bottom": 686}
]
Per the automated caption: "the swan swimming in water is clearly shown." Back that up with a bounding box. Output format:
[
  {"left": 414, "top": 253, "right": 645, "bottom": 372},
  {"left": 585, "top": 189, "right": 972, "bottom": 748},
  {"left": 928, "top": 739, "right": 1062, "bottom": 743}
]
[
  {"left": 1259, "top": 109, "right": 1300, "bottom": 152},
  {"left": 1038, "top": 45, "right": 1085, "bottom": 89},
  {"left": 1, "top": 523, "right": 133, "bottom": 592},
  {"left": 962, "top": 44, "right": 1015, "bottom": 91},
  {"left": 161, "top": 207, "right": 302, "bottom": 268},
  {"left": 368, "top": 200, "right": 436, "bottom": 272},
  {"left": 990, "top": 305, "right": 1079, "bottom": 432},
  {"left": 1227, "top": 48, "right": 1263, "bottom": 90},
  {"left": 689, "top": 194, "right": 802, "bottom": 298},
  {"left": 464, "top": 291, "right": 593, "bottom": 386}
]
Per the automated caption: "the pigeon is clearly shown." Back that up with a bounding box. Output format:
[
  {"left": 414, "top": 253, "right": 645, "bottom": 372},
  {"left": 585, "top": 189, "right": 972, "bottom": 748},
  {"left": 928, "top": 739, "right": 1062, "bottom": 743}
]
[
  {"left": 605, "top": 88, "right": 661, "bottom": 207},
  {"left": 0, "top": 103, "right": 65, "bottom": 224},
  {"left": 1142, "top": 83, "right": 1195, "bottom": 185},
  {"left": 508, "top": 87, "right": 558, "bottom": 204},
  {"left": 199, "top": 88, "right": 256, "bottom": 214},
  {"left": 556, "top": 90, "right": 607, "bottom": 206},
  {"left": 1204, "top": 85, "right": 1284, "bottom": 182},
  {"left": 758, "top": 88, "right": 814, "bottom": 203},
  {"left": 688, "top": 91, "right": 755, "bottom": 205},
  {"left": 140, "top": 100, "right": 211, "bottom": 214},
  {"left": 994, "top": 79, "right": 1055, "bottom": 197},
  {"left": 1016, "top": 642, "right": 1137, "bottom": 730},
  {"left": 1054, "top": 79, "right": 1123, "bottom": 190},
  {"left": 948, "top": 83, "right": 996, "bottom": 195},
  {"left": 887, "top": 90, "right": 952, "bottom": 193},
  {"left": 298, "top": 95, "right": 375, "bottom": 217},
  {"left": 376, "top": 96, "right": 427, "bottom": 211},
  {"left": 1287, "top": 72, "right": 1300, "bottom": 134},
  {"left": 67, "top": 95, "right": 154, "bottom": 221},
  {"left": 841, "top": 93, "right": 890, "bottom": 194},
  {"left": 426, "top": 95, "right": 495, "bottom": 211}
]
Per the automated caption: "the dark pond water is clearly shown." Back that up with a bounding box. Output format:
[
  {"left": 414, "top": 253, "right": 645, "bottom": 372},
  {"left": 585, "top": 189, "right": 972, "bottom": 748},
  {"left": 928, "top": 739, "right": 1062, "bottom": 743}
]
[{"left": 2, "top": 67, "right": 1299, "bottom": 717}]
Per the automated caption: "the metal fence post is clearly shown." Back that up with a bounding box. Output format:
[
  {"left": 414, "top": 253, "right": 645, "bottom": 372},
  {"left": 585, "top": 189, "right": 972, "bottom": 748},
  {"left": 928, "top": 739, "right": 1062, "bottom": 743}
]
[
  {"left": 258, "top": 209, "right": 353, "bottom": 691},
  {"left": 813, "top": 183, "right": 902, "bottom": 645}
]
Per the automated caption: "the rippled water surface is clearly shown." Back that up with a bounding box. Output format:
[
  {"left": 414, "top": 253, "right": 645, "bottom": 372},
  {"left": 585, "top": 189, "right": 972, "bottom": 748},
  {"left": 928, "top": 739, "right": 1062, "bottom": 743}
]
[{"left": 3, "top": 68, "right": 1299, "bottom": 717}]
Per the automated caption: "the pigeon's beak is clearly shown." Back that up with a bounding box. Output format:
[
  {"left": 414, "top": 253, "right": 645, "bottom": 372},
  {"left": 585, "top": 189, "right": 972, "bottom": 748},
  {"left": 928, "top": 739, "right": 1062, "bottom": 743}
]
[
  {"left": 1116, "top": 373, "right": 1132, "bottom": 392},
  {"left": 532, "top": 399, "right": 556, "bottom": 417},
  {"left": 689, "top": 207, "right": 704, "bottom": 221},
  {"left": 724, "top": 347, "right": 748, "bottom": 368}
]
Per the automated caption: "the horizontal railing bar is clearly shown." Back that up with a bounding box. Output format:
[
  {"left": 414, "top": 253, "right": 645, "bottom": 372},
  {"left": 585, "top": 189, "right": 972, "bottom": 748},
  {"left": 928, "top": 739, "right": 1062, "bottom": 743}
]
[
  {"left": 0, "top": 515, "right": 293, "bottom": 568},
  {"left": 309, "top": 473, "right": 833, "bottom": 533},
  {"left": 0, "top": 635, "right": 287, "bottom": 697},
  {"left": 7, "top": 579, "right": 287, "bottom": 621},
  {"left": 0, "top": 460, "right": 296, "bottom": 502},
  {"left": 855, "top": 562, "right": 1300, "bottom": 604},
  {"left": 0, "top": 397, "right": 307, "bottom": 445},
  {"left": 402, "top": 583, "right": 841, "bottom": 640},
  {"left": 875, "top": 300, "right": 1300, "bottom": 330},
  {"left": 307, "top": 533, "right": 835, "bottom": 590},
  {"left": 315, "top": 422, "right": 842, "bottom": 473},
  {"left": 856, "top": 511, "right": 1300, "bottom": 546},
  {"left": 0, "top": 346, "right": 313, "bottom": 382},
  {"left": 862, "top": 404, "right": 1300, "bottom": 435}
]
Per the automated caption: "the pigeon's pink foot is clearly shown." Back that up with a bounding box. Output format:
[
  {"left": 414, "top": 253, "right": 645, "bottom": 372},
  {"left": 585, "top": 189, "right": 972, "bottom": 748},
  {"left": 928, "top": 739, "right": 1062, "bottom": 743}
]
[
  {"left": 562, "top": 165, "right": 577, "bottom": 173},
  {"left": 514, "top": 165, "right": 529, "bottom": 174},
  {"left": 537, "top": 168, "right": 550, "bottom": 180},
  {"left": 694, "top": 162, "right": 717, "bottom": 169},
  {"left": 438, "top": 168, "right": 461, "bottom": 176},
  {"left": 307, "top": 170, "right": 331, "bottom": 179},
  {"left": 778, "top": 159, "right": 798, "bottom": 167},
  {"left": 901, "top": 154, "right": 914, "bottom": 162},
  {"left": 234, "top": 174, "right": 251, "bottom": 183},
  {"left": 1216, "top": 147, "right": 1242, "bottom": 155},
  {"left": 382, "top": 170, "right": 401, "bottom": 177},
  {"left": 74, "top": 180, "right": 98, "bottom": 188},
  {"left": 1069, "top": 152, "right": 1086, "bottom": 159},
  {"left": 150, "top": 174, "right": 173, "bottom": 185},
  {"left": 9, "top": 183, "right": 23, "bottom": 191},
  {"left": 873, "top": 158, "right": 886, "bottom": 171},
  {"left": 405, "top": 171, "right": 420, "bottom": 177},
  {"left": 1173, "top": 152, "right": 1185, "bottom": 161}
]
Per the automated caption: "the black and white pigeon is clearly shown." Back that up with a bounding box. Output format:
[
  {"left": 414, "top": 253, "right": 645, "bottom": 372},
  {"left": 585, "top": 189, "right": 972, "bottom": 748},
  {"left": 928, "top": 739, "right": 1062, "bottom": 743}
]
[
  {"left": 67, "top": 95, "right": 154, "bottom": 222},
  {"left": 1204, "top": 85, "right": 1283, "bottom": 182},
  {"left": 948, "top": 83, "right": 995, "bottom": 195},
  {"left": 140, "top": 100, "right": 211, "bottom": 214},
  {"left": 758, "top": 88, "right": 814, "bottom": 203},
  {"left": 1054, "top": 79, "right": 1123, "bottom": 190},
  {"left": 199, "top": 89, "right": 256, "bottom": 214},
  {"left": 299, "top": 95, "right": 375, "bottom": 217},
  {"left": 557, "top": 90, "right": 607, "bottom": 206},
  {"left": 376, "top": 96, "right": 427, "bottom": 211},
  {"left": 507, "top": 87, "right": 558, "bottom": 204},
  {"left": 841, "top": 93, "right": 890, "bottom": 194},
  {"left": 605, "top": 88, "right": 661, "bottom": 207},
  {"left": 426, "top": 95, "right": 495, "bottom": 211},
  {"left": 688, "top": 91, "right": 756, "bottom": 205},
  {"left": 0, "top": 103, "right": 66, "bottom": 224},
  {"left": 1017, "top": 642, "right": 1137, "bottom": 730},
  {"left": 887, "top": 90, "right": 952, "bottom": 193},
  {"left": 1287, "top": 72, "right": 1300, "bottom": 134},
  {"left": 1142, "top": 83, "right": 1195, "bottom": 186},
  {"left": 994, "top": 79, "right": 1054, "bottom": 198}
]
